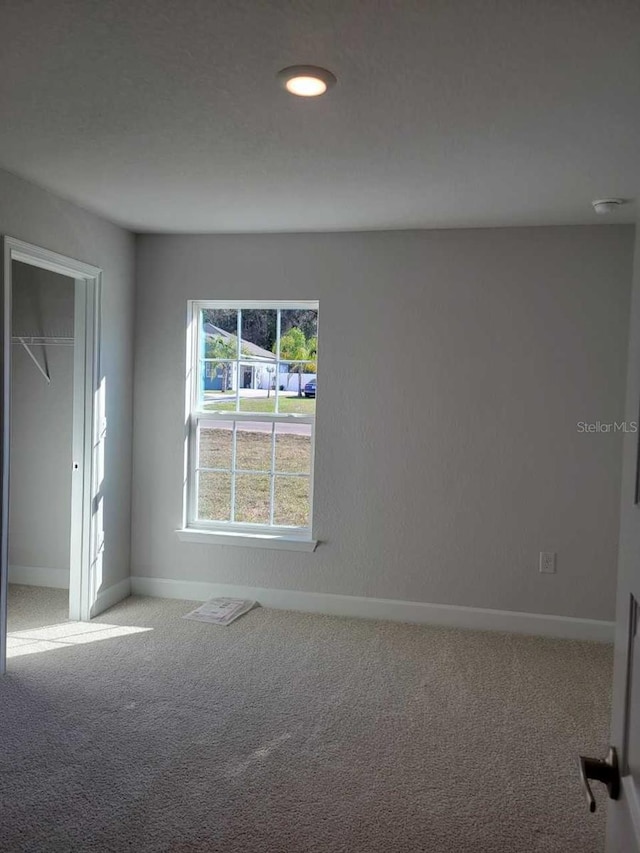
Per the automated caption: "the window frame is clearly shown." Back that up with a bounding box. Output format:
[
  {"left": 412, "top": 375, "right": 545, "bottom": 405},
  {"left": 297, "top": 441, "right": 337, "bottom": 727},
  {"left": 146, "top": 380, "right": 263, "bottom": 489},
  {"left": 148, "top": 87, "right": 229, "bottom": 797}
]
[{"left": 183, "top": 300, "right": 318, "bottom": 543}]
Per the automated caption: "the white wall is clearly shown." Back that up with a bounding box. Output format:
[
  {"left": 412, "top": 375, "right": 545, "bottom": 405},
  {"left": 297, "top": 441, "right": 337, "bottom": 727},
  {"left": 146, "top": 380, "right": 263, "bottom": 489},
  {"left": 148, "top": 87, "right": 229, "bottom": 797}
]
[
  {"left": 132, "top": 226, "right": 634, "bottom": 622},
  {"left": 0, "top": 167, "right": 135, "bottom": 599},
  {"left": 9, "top": 264, "right": 74, "bottom": 581},
  {"left": 252, "top": 371, "right": 316, "bottom": 392}
]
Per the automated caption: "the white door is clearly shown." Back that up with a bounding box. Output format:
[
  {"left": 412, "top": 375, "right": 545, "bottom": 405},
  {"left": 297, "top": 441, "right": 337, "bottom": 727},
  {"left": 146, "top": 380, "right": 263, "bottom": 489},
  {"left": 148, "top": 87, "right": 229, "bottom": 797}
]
[{"left": 605, "top": 233, "right": 640, "bottom": 851}]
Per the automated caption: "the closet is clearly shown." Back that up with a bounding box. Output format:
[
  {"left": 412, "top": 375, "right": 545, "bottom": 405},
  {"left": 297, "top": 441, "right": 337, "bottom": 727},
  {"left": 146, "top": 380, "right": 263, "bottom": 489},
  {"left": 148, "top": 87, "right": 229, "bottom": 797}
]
[{"left": 8, "top": 260, "right": 75, "bottom": 612}]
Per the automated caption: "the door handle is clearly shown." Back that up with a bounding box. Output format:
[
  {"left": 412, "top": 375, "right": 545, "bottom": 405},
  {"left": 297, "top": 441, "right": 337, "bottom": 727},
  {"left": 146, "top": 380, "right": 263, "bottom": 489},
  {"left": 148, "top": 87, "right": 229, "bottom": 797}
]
[{"left": 578, "top": 747, "right": 620, "bottom": 812}]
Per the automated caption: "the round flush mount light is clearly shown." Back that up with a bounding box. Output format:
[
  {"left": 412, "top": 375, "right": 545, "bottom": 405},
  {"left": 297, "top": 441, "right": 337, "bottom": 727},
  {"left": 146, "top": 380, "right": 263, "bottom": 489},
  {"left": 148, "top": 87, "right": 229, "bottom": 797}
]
[
  {"left": 277, "top": 65, "right": 337, "bottom": 97},
  {"left": 592, "top": 198, "right": 626, "bottom": 215}
]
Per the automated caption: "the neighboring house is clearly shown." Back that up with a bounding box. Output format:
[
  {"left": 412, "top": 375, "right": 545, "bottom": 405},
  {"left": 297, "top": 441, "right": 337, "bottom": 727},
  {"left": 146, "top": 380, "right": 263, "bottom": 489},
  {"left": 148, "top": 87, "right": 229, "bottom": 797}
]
[
  {"left": 203, "top": 323, "right": 275, "bottom": 391},
  {"left": 203, "top": 323, "right": 316, "bottom": 393},
  {"left": 204, "top": 323, "right": 276, "bottom": 391}
]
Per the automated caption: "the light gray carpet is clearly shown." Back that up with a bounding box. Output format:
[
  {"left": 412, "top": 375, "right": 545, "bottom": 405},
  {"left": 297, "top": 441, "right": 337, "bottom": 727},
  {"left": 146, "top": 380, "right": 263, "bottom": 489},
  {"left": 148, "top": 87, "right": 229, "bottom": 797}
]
[{"left": 0, "top": 585, "right": 612, "bottom": 852}]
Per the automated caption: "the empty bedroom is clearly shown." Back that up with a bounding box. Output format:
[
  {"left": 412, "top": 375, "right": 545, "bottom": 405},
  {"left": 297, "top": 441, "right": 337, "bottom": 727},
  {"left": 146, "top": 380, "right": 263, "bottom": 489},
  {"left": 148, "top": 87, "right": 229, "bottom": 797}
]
[{"left": 0, "top": 1, "right": 639, "bottom": 851}]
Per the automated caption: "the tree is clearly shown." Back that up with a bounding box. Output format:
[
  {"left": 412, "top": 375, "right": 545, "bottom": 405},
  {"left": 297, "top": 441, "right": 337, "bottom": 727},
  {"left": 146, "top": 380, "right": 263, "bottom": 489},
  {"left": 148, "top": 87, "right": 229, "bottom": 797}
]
[
  {"left": 205, "top": 334, "right": 237, "bottom": 392},
  {"left": 277, "top": 327, "right": 317, "bottom": 397}
]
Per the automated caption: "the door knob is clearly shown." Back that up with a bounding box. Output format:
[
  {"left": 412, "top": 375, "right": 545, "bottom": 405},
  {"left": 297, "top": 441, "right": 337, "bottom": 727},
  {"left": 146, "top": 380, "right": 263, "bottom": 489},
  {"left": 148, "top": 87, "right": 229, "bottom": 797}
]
[{"left": 578, "top": 747, "right": 620, "bottom": 812}]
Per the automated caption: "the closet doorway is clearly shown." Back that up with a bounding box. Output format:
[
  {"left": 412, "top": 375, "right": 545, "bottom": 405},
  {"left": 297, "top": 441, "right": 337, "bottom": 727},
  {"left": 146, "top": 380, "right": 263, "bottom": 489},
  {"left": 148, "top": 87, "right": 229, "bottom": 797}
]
[{"left": 0, "top": 238, "right": 102, "bottom": 674}]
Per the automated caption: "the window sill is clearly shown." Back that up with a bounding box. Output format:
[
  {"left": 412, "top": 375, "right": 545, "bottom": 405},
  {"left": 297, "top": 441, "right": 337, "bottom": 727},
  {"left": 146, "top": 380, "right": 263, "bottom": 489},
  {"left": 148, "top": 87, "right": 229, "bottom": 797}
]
[{"left": 176, "top": 528, "right": 318, "bottom": 552}]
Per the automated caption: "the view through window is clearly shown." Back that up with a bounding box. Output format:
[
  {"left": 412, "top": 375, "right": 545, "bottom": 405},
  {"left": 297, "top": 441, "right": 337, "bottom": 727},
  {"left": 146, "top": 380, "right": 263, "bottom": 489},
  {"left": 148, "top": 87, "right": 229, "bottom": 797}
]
[{"left": 187, "top": 301, "right": 318, "bottom": 534}]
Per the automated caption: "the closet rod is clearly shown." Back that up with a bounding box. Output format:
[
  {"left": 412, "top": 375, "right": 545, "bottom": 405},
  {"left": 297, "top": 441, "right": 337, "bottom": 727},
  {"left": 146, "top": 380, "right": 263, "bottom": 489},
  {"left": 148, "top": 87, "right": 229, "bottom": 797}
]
[{"left": 11, "top": 336, "right": 74, "bottom": 347}]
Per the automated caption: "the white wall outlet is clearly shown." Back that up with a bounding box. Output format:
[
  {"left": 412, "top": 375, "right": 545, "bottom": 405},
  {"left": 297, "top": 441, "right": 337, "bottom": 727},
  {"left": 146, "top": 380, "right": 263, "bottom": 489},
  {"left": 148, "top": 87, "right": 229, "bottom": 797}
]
[{"left": 539, "top": 552, "right": 556, "bottom": 574}]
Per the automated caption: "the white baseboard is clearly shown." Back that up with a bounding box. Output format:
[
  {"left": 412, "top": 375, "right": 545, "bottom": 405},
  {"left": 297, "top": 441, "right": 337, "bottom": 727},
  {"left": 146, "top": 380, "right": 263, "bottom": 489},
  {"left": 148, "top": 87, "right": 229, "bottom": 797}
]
[
  {"left": 130, "top": 576, "right": 614, "bottom": 643},
  {"left": 9, "top": 565, "right": 69, "bottom": 589},
  {"left": 91, "top": 578, "right": 131, "bottom": 618}
]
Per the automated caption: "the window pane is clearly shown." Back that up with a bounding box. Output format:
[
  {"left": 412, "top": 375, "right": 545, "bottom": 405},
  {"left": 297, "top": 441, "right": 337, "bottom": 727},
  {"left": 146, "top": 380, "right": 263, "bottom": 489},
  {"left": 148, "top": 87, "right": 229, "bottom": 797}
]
[
  {"left": 202, "top": 308, "right": 238, "bottom": 342},
  {"left": 198, "top": 472, "right": 232, "bottom": 521},
  {"left": 278, "top": 310, "right": 317, "bottom": 415},
  {"left": 280, "top": 397, "right": 316, "bottom": 415},
  {"left": 280, "top": 309, "right": 318, "bottom": 352},
  {"left": 234, "top": 474, "right": 271, "bottom": 524},
  {"left": 238, "top": 391, "right": 276, "bottom": 412},
  {"left": 241, "top": 309, "right": 277, "bottom": 361},
  {"left": 198, "top": 422, "right": 232, "bottom": 469},
  {"left": 235, "top": 422, "right": 273, "bottom": 472},
  {"left": 274, "top": 476, "right": 310, "bottom": 527},
  {"left": 276, "top": 362, "right": 316, "bottom": 414},
  {"left": 238, "top": 362, "right": 277, "bottom": 412},
  {"left": 202, "top": 361, "right": 237, "bottom": 412},
  {"left": 275, "top": 423, "right": 312, "bottom": 473},
  {"left": 203, "top": 325, "right": 239, "bottom": 365}
]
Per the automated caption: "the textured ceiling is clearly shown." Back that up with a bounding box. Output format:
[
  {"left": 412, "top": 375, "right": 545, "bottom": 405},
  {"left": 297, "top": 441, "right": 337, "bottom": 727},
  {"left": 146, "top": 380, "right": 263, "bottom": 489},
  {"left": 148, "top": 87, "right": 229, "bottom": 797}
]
[{"left": 1, "top": 0, "right": 638, "bottom": 233}]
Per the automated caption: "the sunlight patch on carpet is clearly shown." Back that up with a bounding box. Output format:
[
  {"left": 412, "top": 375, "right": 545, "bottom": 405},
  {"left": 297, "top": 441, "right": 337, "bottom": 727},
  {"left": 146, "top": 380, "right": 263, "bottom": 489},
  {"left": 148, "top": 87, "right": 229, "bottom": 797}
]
[{"left": 7, "top": 622, "right": 152, "bottom": 658}]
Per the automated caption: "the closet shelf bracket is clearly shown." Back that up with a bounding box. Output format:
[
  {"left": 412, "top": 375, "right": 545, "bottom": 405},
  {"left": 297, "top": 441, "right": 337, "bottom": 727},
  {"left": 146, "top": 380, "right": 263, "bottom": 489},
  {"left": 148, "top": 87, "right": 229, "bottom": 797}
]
[{"left": 17, "top": 337, "right": 51, "bottom": 384}]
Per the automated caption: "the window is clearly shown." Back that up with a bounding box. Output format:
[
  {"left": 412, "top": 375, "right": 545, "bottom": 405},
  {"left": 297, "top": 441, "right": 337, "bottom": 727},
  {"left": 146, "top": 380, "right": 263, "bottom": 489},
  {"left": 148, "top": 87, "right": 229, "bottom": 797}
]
[{"left": 184, "top": 301, "right": 318, "bottom": 541}]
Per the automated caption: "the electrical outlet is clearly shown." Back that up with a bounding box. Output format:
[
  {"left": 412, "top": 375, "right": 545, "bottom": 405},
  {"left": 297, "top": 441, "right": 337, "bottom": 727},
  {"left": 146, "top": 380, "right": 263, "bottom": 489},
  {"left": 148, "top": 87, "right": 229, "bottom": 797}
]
[{"left": 539, "top": 552, "right": 556, "bottom": 574}]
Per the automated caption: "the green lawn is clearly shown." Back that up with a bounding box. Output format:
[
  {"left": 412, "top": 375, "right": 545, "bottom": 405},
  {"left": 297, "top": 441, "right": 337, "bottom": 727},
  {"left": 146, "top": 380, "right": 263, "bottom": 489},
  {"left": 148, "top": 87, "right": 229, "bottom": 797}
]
[{"left": 204, "top": 394, "right": 315, "bottom": 415}]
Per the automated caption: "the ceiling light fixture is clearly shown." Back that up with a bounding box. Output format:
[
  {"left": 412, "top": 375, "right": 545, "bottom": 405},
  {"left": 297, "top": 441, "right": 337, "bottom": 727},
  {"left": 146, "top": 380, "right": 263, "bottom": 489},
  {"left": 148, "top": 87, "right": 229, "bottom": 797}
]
[
  {"left": 592, "top": 198, "right": 626, "bottom": 215},
  {"left": 278, "top": 65, "right": 337, "bottom": 97}
]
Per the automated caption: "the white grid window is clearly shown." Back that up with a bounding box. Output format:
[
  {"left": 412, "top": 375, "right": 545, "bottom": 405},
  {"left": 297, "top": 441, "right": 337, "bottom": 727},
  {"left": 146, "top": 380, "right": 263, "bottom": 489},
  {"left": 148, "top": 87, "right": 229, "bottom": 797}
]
[{"left": 185, "top": 301, "right": 318, "bottom": 537}]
